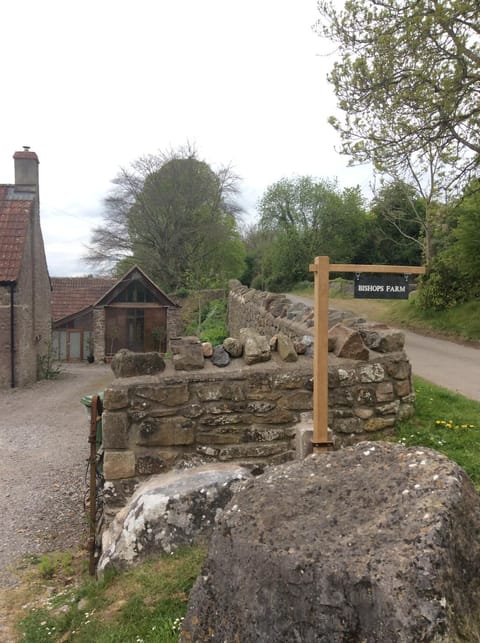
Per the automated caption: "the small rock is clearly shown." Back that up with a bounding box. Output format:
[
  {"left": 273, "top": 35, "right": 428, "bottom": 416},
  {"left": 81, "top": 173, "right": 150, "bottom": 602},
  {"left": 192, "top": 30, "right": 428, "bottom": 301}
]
[
  {"left": 223, "top": 337, "right": 243, "bottom": 358},
  {"left": 211, "top": 346, "right": 230, "bottom": 367},
  {"left": 202, "top": 342, "right": 213, "bottom": 358}
]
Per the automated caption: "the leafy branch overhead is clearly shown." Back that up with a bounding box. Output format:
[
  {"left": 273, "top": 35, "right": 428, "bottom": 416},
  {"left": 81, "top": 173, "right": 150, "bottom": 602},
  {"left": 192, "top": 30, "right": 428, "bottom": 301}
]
[{"left": 316, "top": 0, "right": 480, "bottom": 194}]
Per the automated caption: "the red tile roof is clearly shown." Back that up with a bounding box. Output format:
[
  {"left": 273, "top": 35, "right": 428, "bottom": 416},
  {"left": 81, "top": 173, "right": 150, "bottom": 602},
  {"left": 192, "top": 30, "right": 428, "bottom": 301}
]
[
  {"left": 51, "top": 276, "right": 117, "bottom": 322},
  {"left": 0, "top": 185, "right": 34, "bottom": 283}
]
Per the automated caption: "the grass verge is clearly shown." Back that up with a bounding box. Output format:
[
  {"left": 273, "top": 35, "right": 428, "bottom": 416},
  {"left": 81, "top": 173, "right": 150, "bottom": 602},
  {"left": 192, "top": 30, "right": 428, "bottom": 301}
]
[
  {"left": 5, "top": 547, "right": 205, "bottom": 643},
  {"left": 394, "top": 377, "right": 480, "bottom": 489}
]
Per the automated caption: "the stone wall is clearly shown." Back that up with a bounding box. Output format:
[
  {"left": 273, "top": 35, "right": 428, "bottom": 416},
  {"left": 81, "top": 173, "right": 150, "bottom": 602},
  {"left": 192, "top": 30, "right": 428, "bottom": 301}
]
[
  {"left": 101, "top": 350, "right": 413, "bottom": 521},
  {"left": 100, "top": 281, "right": 415, "bottom": 523},
  {"left": 228, "top": 279, "right": 356, "bottom": 343}
]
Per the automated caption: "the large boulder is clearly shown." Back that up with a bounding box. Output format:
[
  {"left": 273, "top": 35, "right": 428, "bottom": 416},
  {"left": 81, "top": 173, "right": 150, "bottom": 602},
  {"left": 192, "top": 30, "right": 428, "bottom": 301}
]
[
  {"left": 98, "top": 464, "right": 251, "bottom": 574},
  {"left": 181, "top": 442, "right": 480, "bottom": 642},
  {"left": 110, "top": 349, "right": 165, "bottom": 377}
]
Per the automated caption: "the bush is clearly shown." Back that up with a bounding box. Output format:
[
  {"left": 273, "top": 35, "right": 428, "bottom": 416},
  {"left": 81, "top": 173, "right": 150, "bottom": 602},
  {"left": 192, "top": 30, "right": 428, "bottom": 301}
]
[
  {"left": 417, "top": 254, "right": 475, "bottom": 311},
  {"left": 185, "top": 298, "right": 228, "bottom": 345}
]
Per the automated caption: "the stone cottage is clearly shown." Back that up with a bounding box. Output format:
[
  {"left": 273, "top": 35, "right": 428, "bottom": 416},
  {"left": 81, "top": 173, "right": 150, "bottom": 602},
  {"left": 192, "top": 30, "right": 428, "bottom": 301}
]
[
  {"left": 0, "top": 148, "right": 52, "bottom": 388},
  {"left": 52, "top": 266, "right": 181, "bottom": 362}
]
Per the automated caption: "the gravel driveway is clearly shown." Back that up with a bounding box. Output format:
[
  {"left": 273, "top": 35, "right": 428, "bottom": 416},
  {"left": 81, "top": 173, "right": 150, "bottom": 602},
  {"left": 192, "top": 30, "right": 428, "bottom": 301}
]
[{"left": 0, "top": 363, "right": 114, "bottom": 590}]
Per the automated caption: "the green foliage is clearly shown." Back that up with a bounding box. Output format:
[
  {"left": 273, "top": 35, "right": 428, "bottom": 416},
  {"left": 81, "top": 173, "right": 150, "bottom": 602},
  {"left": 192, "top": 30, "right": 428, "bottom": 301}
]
[
  {"left": 363, "top": 180, "right": 423, "bottom": 265},
  {"left": 256, "top": 176, "right": 369, "bottom": 291},
  {"left": 185, "top": 298, "right": 228, "bottom": 345},
  {"left": 453, "top": 183, "right": 480, "bottom": 280},
  {"left": 86, "top": 146, "right": 245, "bottom": 291},
  {"left": 17, "top": 547, "right": 205, "bottom": 643},
  {"left": 396, "top": 378, "right": 480, "bottom": 489},
  {"left": 316, "top": 0, "right": 480, "bottom": 196},
  {"left": 417, "top": 253, "right": 476, "bottom": 311},
  {"left": 38, "top": 341, "right": 62, "bottom": 380}
]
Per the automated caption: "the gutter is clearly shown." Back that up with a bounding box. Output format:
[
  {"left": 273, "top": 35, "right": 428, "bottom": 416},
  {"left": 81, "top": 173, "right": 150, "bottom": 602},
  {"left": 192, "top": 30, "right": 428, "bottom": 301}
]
[{"left": 0, "top": 280, "right": 16, "bottom": 387}]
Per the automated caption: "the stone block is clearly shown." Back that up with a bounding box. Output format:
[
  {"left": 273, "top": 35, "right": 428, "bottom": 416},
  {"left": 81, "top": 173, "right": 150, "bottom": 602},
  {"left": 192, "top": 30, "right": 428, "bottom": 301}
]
[
  {"left": 329, "top": 323, "right": 369, "bottom": 361},
  {"left": 104, "top": 388, "right": 129, "bottom": 411},
  {"left": 355, "top": 386, "right": 376, "bottom": 405},
  {"left": 376, "top": 400, "right": 400, "bottom": 416},
  {"left": 220, "top": 381, "right": 247, "bottom": 402},
  {"left": 280, "top": 390, "right": 313, "bottom": 410},
  {"left": 376, "top": 381, "right": 394, "bottom": 402},
  {"left": 295, "top": 424, "right": 313, "bottom": 460},
  {"left": 217, "top": 441, "right": 290, "bottom": 461},
  {"left": 135, "top": 383, "right": 189, "bottom": 406},
  {"left": 276, "top": 333, "right": 298, "bottom": 362},
  {"left": 111, "top": 349, "right": 166, "bottom": 377},
  {"left": 363, "top": 416, "right": 396, "bottom": 432},
  {"left": 103, "top": 450, "right": 136, "bottom": 480},
  {"left": 353, "top": 407, "right": 374, "bottom": 420},
  {"left": 223, "top": 337, "right": 243, "bottom": 358},
  {"left": 171, "top": 336, "right": 205, "bottom": 370},
  {"left": 358, "top": 363, "right": 385, "bottom": 383},
  {"left": 385, "top": 357, "right": 411, "bottom": 380},
  {"left": 202, "top": 342, "right": 213, "bottom": 357},
  {"left": 137, "top": 417, "right": 194, "bottom": 446},
  {"left": 332, "top": 416, "right": 363, "bottom": 434},
  {"left": 197, "top": 427, "right": 245, "bottom": 445},
  {"left": 102, "top": 411, "right": 129, "bottom": 449},
  {"left": 240, "top": 328, "right": 271, "bottom": 365},
  {"left": 395, "top": 379, "right": 412, "bottom": 397}
]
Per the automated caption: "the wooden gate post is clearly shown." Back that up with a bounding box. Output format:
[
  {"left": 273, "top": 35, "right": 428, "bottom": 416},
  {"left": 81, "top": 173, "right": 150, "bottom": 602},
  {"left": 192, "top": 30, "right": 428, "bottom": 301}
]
[{"left": 310, "top": 256, "right": 333, "bottom": 452}]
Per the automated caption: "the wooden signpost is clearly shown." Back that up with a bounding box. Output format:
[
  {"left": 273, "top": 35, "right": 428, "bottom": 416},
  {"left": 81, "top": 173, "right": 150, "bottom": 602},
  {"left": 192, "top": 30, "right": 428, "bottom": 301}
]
[{"left": 309, "top": 257, "right": 426, "bottom": 453}]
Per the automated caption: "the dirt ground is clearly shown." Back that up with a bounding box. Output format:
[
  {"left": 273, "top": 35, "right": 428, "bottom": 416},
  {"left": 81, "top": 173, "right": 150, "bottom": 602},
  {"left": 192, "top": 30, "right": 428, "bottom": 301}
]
[{"left": 0, "top": 362, "right": 114, "bottom": 591}]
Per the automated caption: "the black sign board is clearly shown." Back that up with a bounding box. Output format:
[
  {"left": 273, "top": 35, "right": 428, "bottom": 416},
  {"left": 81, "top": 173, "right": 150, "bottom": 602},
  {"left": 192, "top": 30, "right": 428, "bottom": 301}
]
[{"left": 354, "top": 274, "right": 409, "bottom": 299}]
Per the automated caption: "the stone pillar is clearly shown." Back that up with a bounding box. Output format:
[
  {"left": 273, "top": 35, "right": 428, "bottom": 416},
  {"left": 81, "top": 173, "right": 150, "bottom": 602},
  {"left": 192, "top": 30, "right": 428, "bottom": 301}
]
[{"left": 93, "top": 307, "right": 105, "bottom": 361}]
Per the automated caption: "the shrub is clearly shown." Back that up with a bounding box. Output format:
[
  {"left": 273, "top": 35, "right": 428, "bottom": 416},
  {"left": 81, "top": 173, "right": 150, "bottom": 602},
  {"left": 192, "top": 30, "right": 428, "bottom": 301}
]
[{"left": 417, "top": 254, "right": 475, "bottom": 311}]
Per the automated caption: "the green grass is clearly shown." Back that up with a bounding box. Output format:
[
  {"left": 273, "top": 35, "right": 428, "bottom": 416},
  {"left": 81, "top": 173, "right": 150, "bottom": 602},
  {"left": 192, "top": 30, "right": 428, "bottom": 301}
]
[
  {"left": 14, "top": 547, "right": 206, "bottom": 643},
  {"left": 394, "top": 377, "right": 480, "bottom": 488}
]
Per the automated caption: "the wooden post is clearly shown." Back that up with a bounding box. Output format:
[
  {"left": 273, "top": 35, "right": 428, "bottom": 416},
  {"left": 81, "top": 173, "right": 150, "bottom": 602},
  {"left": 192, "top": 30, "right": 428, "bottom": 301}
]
[
  {"left": 311, "top": 256, "right": 333, "bottom": 452},
  {"left": 308, "top": 258, "right": 425, "bottom": 455}
]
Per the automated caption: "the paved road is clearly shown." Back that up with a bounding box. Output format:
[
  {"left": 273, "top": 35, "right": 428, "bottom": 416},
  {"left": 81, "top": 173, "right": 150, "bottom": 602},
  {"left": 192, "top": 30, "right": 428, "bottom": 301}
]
[
  {"left": 403, "top": 330, "right": 480, "bottom": 401},
  {"left": 286, "top": 294, "right": 480, "bottom": 401}
]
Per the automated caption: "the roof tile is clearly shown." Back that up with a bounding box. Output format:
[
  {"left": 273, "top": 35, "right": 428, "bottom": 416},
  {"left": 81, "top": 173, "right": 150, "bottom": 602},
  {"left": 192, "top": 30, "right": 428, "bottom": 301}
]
[
  {"left": 51, "top": 277, "right": 117, "bottom": 322},
  {"left": 0, "top": 185, "right": 34, "bottom": 282}
]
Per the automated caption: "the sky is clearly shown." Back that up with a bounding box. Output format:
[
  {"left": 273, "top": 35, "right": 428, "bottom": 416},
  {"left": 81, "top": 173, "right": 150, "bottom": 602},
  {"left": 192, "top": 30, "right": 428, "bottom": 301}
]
[{"left": 1, "top": 0, "right": 371, "bottom": 277}]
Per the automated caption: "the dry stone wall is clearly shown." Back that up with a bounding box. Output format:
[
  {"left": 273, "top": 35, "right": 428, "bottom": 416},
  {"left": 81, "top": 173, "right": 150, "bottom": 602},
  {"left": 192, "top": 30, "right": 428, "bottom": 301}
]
[{"left": 101, "top": 282, "right": 415, "bottom": 522}]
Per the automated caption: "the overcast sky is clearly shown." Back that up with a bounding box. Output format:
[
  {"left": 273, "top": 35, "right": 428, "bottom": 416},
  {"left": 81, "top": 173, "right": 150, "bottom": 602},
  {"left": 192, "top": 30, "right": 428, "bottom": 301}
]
[{"left": 1, "top": 0, "right": 371, "bottom": 277}]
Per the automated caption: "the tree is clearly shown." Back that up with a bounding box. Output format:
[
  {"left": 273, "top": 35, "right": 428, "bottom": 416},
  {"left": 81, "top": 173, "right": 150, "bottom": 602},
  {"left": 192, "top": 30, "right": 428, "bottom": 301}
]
[
  {"left": 86, "top": 146, "right": 245, "bottom": 291},
  {"left": 368, "top": 180, "right": 425, "bottom": 265},
  {"left": 316, "top": 0, "right": 480, "bottom": 222},
  {"left": 452, "top": 181, "right": 480, "bottom": 280},
  {"left": 257, "top": 176, "right": 369, "bottom": 289}
]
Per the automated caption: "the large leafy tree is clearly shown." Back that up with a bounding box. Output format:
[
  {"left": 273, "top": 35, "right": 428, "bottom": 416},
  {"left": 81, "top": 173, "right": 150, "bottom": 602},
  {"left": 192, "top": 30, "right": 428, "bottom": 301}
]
[
  {"left": 257, "top": 176, "right": 368, "bottom": 289},
  {"left": 316, "top": 0, "right": 480, "bottom": 250},
  {"left": 317, "top": 0, "right": 480, "bottom": 164},
  {"left": 86, "top": 147, "right": 245, "bottom": 291}
]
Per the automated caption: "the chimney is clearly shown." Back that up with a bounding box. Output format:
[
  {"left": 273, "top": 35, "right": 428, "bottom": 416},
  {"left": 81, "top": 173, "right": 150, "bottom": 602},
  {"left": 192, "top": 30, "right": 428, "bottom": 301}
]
[{"left": 13, "top": 146, "right": 39, "bottom": 193}]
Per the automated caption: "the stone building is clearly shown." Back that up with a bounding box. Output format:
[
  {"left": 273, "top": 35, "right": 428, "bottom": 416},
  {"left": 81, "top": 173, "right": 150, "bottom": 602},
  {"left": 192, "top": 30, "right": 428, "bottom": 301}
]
[
  {"left": 52, "top": 266, "right": 181, "bottom": 362},
  {"left": 0, "top": 148, "right": 52, "bottom": 388}
]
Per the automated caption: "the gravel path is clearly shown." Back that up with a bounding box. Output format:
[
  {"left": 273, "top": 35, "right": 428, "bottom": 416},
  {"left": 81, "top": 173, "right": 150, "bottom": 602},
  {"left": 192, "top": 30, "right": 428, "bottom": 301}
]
[{"left": 0, "top": 363, "right": 114, "bottom": 590}]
